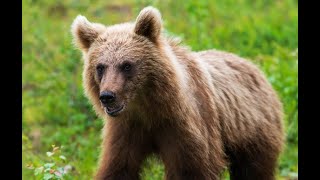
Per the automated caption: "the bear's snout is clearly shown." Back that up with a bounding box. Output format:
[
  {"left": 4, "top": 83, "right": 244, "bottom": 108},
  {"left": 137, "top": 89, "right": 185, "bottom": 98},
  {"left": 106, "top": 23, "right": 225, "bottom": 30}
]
[
  {"left": 99, "top": 91, "right": 125, "bottom": 117},
  {"left": 99, "top": 91, "right": 116, "bottom": 105}
]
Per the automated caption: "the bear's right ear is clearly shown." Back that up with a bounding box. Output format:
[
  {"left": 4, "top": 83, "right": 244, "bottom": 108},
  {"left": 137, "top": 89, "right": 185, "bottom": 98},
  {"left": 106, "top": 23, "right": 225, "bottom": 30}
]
[{"left": 71, "top": 15, "right": 105, "bottom": 52}]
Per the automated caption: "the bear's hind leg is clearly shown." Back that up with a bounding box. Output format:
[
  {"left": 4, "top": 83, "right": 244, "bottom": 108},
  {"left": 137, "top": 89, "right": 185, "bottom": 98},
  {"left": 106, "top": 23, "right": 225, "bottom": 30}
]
[{"left": 227, "top": 145, "right": 280, "bottom": 180}]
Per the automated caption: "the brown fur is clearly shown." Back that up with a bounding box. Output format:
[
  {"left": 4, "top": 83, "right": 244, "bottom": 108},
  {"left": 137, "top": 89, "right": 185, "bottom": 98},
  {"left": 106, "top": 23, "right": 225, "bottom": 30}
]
[{"left": 71, "top": 6, "right": 284, "bottom": 180}]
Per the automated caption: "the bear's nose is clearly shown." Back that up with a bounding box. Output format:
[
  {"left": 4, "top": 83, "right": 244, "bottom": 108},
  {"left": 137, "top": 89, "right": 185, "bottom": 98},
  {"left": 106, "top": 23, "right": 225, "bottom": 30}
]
[{"left": 99, "top": 91, "right": 116, "bottom": 105}]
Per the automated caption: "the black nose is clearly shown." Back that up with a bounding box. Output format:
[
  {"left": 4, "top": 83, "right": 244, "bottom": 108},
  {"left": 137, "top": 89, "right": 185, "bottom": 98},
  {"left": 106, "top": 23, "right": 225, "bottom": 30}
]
[{"left": 99, "top": 91, "right": 116, "bottom": 105}]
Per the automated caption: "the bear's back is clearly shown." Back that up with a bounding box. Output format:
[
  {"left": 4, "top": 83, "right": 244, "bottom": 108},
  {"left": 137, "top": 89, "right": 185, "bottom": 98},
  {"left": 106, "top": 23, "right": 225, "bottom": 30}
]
[{"left": 196, "top": 50, "right": 283, "bottom": 147}]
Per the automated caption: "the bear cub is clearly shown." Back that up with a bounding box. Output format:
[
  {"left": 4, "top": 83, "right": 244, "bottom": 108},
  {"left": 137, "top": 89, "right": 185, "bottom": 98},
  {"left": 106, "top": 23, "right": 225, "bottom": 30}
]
[{"left": 71, "top": 6, "right": 284, "bottom": 180}]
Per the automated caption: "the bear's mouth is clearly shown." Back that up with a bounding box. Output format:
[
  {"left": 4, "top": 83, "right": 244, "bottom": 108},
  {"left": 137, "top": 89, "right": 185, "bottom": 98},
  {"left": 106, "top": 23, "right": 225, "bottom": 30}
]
[{"left": 105, "top": 104, "right": 125, "bottom": 117}]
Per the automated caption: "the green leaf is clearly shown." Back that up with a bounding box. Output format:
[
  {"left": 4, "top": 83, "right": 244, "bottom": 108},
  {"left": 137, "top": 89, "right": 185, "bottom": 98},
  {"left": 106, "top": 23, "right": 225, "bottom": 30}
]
[
  {"left": 59, "top": 155, "right": 66, "bottom": 160},
  {"left": 34, "top": 166, "right": 43, "bottom": 176},
  {"left": 288, "top": 172, "right": 298, "bottom": 178},
  {"left": 43, "top": 173, "right": 54, "bottom": 180},
  {"left": 57, "top": 167, "right": 65, "bottom": 176},
  {"left": 46, "top": 151, "right": 54, "bottom": 157},
  {"left": 44, "top": 163, "right": 55, "bottom": 169}
]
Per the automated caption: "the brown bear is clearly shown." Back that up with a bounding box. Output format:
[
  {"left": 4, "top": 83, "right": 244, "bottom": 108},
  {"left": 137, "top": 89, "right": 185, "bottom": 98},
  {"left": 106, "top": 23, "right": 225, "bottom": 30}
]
[{"left": 71, "top": 6, "right": 284, "bottom": 180}]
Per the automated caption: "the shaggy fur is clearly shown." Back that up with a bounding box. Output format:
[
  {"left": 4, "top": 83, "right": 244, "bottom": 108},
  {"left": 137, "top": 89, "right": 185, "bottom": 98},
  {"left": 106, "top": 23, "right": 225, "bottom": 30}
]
[{"left": 71, "top": 6, "right": 284, "bottom": 180}]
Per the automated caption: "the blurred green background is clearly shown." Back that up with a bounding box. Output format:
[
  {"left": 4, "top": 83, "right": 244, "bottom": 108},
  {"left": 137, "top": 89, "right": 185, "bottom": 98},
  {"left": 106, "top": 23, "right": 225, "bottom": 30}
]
[{"left": 22, "top": 0, "right": 298, "bottom": 179}]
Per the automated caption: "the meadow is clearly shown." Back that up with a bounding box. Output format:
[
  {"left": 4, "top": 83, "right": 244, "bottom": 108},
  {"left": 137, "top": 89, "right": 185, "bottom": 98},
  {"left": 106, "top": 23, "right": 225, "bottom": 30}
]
[{"left": 22, "top": 0, "right": 298, "bottom": 179}]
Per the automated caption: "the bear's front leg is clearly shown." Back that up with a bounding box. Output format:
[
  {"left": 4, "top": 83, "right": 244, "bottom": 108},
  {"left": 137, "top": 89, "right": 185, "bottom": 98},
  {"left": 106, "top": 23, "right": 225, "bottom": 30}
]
[
  {"left": 157, "top": 125, "right": 226, "bottom": 180},
  {"left": 95, "top": 121, "right": 150, "bottom": 180}
]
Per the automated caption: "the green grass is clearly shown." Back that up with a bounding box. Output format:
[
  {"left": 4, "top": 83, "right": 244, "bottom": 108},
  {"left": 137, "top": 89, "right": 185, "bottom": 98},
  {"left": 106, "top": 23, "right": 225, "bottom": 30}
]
[{"left": 22, "top": 0, "right": 298, "bottom": 179}]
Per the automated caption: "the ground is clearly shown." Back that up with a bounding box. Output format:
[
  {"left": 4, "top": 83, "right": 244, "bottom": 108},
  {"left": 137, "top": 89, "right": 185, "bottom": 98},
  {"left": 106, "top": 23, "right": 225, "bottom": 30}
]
[{"left": 22, "top": 0, "right": 298, "bottom": 179}]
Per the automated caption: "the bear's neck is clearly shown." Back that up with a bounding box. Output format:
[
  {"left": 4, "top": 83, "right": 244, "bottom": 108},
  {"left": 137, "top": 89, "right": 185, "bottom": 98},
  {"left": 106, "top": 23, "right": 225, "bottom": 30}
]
[{"left": 135, "top": 39, "right": 197, "bottom": 124}]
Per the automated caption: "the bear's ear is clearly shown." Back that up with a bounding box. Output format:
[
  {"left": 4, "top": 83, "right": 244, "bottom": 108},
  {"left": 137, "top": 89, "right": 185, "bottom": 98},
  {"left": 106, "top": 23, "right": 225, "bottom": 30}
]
[
  {"left": 71, "top": 15, "right": 106, "bottom": 52},
  {"left": 134, "top": 6, "right": 162, "bottom": 43}
]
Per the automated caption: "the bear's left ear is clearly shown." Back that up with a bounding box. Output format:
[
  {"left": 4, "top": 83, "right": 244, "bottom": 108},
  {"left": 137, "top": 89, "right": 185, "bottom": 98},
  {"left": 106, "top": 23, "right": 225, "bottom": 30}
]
[
  {"left": 134, "top": 6, "right": 162, "bottom": 43},
  {"left": 71, "top": 15, "right": 106, "bottom": 52}
]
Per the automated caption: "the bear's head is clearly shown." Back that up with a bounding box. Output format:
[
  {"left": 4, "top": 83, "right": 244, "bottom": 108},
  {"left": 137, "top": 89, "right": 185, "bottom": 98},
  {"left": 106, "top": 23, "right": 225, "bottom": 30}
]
[{"left": 71, "top": 7, "right": 168, "bottom": 118}]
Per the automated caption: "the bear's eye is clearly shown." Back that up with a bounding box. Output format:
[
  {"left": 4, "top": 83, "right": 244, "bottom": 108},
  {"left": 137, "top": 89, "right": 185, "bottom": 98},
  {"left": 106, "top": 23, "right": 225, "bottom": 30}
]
[
  {"left": 122, "top": 63, "right": 132, "bottom": 72},
  {"left": 96, "top": 64, "right": 105, "bottom": 77}
]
